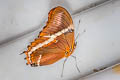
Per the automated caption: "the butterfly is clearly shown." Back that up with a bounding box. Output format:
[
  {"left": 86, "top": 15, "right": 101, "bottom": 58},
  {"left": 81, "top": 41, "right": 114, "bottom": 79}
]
[{"left": 21, "top": 6, "right": 80, "bottom": 74}]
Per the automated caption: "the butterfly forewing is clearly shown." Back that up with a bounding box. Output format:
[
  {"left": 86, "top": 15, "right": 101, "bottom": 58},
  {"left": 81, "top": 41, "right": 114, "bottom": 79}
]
[{"left": 39, "top": 6, "right": 73, "bottom": 36}]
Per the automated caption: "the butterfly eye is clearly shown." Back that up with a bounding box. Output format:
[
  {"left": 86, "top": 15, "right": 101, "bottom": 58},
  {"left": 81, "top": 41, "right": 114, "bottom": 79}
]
[{"left": 70, "top": 49, "right": 72, "bottom": 52}]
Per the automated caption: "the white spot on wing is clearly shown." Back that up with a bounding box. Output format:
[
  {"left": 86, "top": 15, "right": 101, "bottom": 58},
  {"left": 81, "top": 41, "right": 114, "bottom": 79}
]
[{"left": 37, "top": 55, "right": 42, "bottom": 66}]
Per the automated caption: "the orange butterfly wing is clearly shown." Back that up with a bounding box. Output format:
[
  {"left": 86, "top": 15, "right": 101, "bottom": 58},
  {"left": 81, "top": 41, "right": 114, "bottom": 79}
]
[
  {"left": 24, "top": 6, "right": 75, "bottom": 67},
  {"left": 39, "top": 6, "right": 73, "bottom": 36}
]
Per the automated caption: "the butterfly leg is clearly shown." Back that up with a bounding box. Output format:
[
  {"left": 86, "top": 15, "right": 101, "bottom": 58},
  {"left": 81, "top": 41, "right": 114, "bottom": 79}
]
[
  {"left": 71, "top": 55, "right": 80, "bottom": 73},
  {"left": 61, "top": 58, "right": 68, "bottom": 77},
  {"left": 75, "top": 29, "right": 86, "bottom": 47}
]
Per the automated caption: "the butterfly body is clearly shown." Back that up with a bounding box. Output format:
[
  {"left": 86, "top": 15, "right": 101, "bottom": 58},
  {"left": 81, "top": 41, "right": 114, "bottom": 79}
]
[{"left": 23, "top": 6, "right": 76, "bottom": 67}]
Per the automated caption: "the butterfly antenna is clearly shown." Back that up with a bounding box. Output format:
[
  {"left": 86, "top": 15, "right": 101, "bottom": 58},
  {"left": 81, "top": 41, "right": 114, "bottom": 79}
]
[
  {"left": 75, "top": 19, "right": 86, "bottom": 43},
  {"left": 61, "top": 58, "right": 67, "bottom": 77},
  {"left": 75, "top": 20, "right": 81, "bottom": 43},
  {"left": 71, "top": 55, "right": 80, "bottom": 73},
  {"left": 75, "top": 33, "right": 80, "bottom": 42},
  {"left": 75, "top": 20, "right": 81, "bottom": 33}
]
